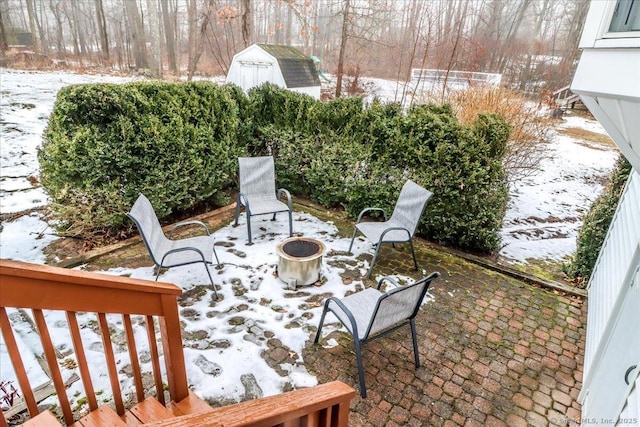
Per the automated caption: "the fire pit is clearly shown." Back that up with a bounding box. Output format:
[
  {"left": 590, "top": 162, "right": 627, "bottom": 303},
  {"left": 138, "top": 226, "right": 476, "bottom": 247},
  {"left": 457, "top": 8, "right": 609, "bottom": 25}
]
[{"left": 275, "top": 237, "right": 325, "bottom": 288}]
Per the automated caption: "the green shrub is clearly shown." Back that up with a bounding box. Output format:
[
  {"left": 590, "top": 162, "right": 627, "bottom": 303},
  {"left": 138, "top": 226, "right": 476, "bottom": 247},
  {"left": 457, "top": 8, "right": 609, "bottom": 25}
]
[
  {"left": 39, "top": 81, "right": 245, "bottom": 238},
  {"left": 564, "top": 156, "right": 632, "bottom": 285},
  {"left": 41, "top": 82, "right": 511, "bottom": 253}
]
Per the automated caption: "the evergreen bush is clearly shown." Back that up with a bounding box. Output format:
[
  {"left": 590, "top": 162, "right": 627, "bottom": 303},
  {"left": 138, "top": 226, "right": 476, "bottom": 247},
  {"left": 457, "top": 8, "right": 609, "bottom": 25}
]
[
  {"left": 39, "top": 81, "right": 245, "bottom": 238},
  {"left": 564, "top": 156, "right": 632, "bottom": 285},
  {"left": 41, "top": 82, "right": 511, "bottom": 253}
]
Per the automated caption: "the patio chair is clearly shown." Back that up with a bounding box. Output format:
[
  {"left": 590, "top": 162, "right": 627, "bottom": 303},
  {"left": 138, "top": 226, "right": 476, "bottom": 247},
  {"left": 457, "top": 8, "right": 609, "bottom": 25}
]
[
  {"left": 234, "top": 155, "right": 293, "bottom": 244},
  {"left": 314, "top": 272, "right": 440, "bottom": 397},
  {"left": 348, "top": 179, "right": 433, "bottom": 278},
  {"left": 127, "top": 193, "right": 221, "bottom": 299}
]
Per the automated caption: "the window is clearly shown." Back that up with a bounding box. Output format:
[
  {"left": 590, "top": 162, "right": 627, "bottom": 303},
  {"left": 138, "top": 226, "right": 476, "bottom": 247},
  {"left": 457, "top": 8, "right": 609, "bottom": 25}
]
[{"left": 609, "top": 0, "right": 640, "bottom": 32}]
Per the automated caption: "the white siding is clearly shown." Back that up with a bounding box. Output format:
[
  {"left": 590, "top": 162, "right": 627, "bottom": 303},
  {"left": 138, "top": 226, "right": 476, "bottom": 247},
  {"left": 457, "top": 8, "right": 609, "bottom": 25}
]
[{"left": 583, "top": 170, "right": 640, "bottom": 384}]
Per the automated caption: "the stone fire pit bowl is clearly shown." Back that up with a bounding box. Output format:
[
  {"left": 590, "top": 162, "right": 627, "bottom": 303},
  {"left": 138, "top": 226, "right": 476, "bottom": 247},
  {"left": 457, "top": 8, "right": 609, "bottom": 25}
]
[{"left": 275, "top": 237, "right": 326, "bottom": 288}]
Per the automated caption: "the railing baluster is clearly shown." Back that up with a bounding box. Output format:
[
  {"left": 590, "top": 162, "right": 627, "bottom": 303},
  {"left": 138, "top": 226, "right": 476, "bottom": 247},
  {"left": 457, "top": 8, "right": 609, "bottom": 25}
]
[
  {"left": 123, "top": 314, "right": 145, "bottom": 403},
  {"left": 66, "top": 310, "right": 98, "bottom": 411},
  {"left": 0, "top": 308, "right": 39, "bottom": 418},
  {"left": 32, "top": 309, "right": 74, "bottom": 425},
  {"left": 146, "top": 315, "right": 165, "bottom": 405},
  {"left": 97, "top": 312, "right": 125, "bottom": 415},
  {"left": 159, "top": 294, "right": 188, "bottom": 402}
]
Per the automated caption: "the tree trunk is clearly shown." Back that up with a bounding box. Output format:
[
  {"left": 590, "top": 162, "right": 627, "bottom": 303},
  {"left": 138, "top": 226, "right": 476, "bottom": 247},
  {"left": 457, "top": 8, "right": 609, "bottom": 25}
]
[
  {"left": 25, "top": 0, "right": 39, "bottom": 54},
  {"left": 187, "top": 0, "right": 214, "bottom": 80},
  {"left": 94, "top": 0, "right": 109, "bottom": 62},
  {"left": 124, "top": 0, "right": 148, "bottom": 71},
  {"left": 49, "top": 1, "right": 65, "bottom": 57},
  {"left": 71, "top": 0, "right": 88, "bottom": 55},
  {"left": 161, "top": 0, "right": 177, "bottom": 73},
  {"left": 0, "top": 7, "right": 9, "bottom": 53},
  {"left": 335, "top": 0, "right": 351, "bottom": 98},
  {"left": 241, "top": 0, "right": 252, "bottom": 47},
  {"left": 146, "top": 0, "right": 162, "bottom": 78}
]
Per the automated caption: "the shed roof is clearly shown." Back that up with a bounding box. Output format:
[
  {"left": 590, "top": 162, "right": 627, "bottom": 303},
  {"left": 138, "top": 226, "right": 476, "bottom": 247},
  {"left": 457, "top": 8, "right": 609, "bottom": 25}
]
[{"left": 257, "top": 44, "right": 321, "bottom": 89}]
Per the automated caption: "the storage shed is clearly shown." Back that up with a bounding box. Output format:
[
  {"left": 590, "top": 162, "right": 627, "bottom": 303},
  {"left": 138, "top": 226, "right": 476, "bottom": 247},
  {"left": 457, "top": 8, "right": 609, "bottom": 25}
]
[{"left": 226, "top": 44, "right": 321, "bottom": 100}]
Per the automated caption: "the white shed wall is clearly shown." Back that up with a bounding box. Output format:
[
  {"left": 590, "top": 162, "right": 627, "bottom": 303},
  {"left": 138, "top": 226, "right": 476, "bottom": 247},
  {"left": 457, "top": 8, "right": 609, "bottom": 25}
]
[
  {"left": 226, "top": 45, "right": 286, "bottom": 92},
  {"left": 226, "top": 44, "right": 320, "bottom": 99}
]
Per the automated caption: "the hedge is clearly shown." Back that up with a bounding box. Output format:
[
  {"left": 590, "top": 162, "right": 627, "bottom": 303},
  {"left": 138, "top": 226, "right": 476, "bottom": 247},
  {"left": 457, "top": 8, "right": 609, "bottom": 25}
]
[
  {"left": 40, "top": 81, "right": 511, "bottom": 252},
  {"left": 564, "top": 156, "right": 632, "bottom": 285},
  {"left": 39, "top": 81, "right": 245, "bottom": 237}
]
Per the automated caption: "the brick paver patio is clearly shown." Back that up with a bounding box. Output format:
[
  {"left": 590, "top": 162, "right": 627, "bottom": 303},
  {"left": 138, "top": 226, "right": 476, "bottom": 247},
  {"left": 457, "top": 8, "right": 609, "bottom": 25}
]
[
  {"left": 302, "top": 242, "right": 586, "bottom": 427},
  {"left": 75, "top": 202, "right": 586, "bottom": 426}
]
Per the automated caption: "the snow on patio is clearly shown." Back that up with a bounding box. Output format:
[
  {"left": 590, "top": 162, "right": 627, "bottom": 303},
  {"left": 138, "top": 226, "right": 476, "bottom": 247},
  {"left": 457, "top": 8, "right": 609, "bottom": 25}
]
[{"left": 2, "top": 209, "right": 420, "bottom": 411}]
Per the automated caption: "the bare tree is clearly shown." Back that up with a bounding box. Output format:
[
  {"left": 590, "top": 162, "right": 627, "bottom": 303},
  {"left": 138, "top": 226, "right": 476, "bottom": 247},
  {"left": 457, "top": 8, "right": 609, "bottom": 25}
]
[
  {"left": 241, "top": 0, "right": 251, "bottom": 47},
  {"left": 146, "top": 0, "right": 162, "bottom": 77},
  {"left": 161, "top": 0, "right": 177, "bottom": 73},
  {"left": 124, "top": 0, "right": 148, "bottom": 71},
  {"left": 187, "top": 0, "right": 214, "bottom": 80},
  {"left": 94, "top": 0, "right": 109, "bottom": 62},
  {"left": 335, "top": 0, "right": 351, "bottom": 98},
  {"left": 0, "top": 5, "right": 10, "bottom": 53},
  {"left": 25, "top": 0, "right": 39, "bottom": 54}
]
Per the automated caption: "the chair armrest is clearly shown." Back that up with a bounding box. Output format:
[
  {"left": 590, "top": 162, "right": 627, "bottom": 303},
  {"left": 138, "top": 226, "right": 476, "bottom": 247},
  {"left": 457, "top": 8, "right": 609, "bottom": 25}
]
[
  {"left": 277, "top": 188, "right": 292, "bottom": 210},
  {"left": 324, "top": 297, "right": 360, "bottom": 340},
  {"left": 377, "top": 276, "right": 400, "bottom": 290},
  {"left": 170, "top": 220, "right": 210, "bottom": 238},
  {"left": 378, "top": 227, "right": 412, "bottom": 243},
  {"left": 237, "top": 192, "right": 251, "bottom": 213},
  {"left": 356, "top": 208, "right": 388, "bottom": 224}
]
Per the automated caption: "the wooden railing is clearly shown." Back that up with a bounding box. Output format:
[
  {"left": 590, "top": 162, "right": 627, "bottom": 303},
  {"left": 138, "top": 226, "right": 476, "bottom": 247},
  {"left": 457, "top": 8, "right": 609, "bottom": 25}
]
[
  {"left": 0, "top": 259, "right": 187, "bottom": 426},
  {"left": 144, "top": 381, "right": 355, "bottom": 427}
]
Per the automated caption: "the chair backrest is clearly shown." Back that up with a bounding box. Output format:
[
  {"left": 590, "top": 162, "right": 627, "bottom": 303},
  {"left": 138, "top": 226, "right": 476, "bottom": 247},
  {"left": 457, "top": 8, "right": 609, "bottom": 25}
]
[
  {"left": 365, "top": 272, "right": 440, "bottom": 338},
  {"left": 389, "top": 180, "right": 433, "bottom": 237},
  {"left": 127, "top": 194, "right": 168, "bottom": 265},
  {"left": 238, "top": 156, "right": 277, "bottom": 197}
]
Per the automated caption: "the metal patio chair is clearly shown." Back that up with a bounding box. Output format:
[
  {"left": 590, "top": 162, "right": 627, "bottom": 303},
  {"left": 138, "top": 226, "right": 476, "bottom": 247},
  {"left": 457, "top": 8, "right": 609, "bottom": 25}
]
[
  {"left": 127, "top": 193, "right": 221, "bottom": 299},
  {"left": 314, "top": 272, "right": 440, "bottom": 397},
  {"left": 234, "top": 155, "right": 293, "bottom": 244},
  {"left": 348, "top": 179, "right": 433, "bottom": 278}
]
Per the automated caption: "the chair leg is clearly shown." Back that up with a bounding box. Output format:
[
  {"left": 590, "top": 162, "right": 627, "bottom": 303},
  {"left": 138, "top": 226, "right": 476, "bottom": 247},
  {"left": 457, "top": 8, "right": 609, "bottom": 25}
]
[
  {"left": 314, "top": 305, "right": 329, "bottom": 344},
  {"left": 154, "top": 266, "right": 162, "bottom": 281},
  {"left": 233, "top": 197, "right": 241, "bottom": 227},
  {"left": 204, "top": 263, "right": 219, "bottom": 300},
  {"left": 410, "top": 319, "right": 420, "bottom": 368},
  {"left": 354, "top": 339, "right": 367, "bottom": 398},
  {"left": 246, "top": 214, "right": 253, "bottom": 244},
  {"left": 367, "top": 243, "right": 382, "bottom": 279},
  {"left": 409, "top": 239, "right": 419, "bottom": 271},
  {"left": 287, "top": 210, "right": 293, "bottom": 237},
  {"left": 348, "top": 228, "right": 358, "bottom": 253}
]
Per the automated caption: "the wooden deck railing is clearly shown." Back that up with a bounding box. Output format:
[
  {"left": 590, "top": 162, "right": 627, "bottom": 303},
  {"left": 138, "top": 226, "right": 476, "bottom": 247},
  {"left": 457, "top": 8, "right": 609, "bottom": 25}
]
[
  {"left": 0, "top": 259, "right": 187, "bottom": 426},
  {"left": 144, "top": 381, "right": 355, "bottom": 427}
]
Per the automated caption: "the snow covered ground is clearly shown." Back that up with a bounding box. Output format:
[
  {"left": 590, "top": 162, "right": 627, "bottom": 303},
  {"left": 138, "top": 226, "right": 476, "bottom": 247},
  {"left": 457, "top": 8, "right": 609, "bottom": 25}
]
[{"left": 0, "top": 68, "right": 618, "bottom": 414}]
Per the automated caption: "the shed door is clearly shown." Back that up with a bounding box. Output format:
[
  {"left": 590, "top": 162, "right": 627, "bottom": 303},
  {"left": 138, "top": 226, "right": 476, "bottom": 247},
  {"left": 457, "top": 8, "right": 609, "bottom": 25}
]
[
  {"left": 240, "top": 62, "right": 273, "bottom": 90},
  {"left": 583, "top": 263, "right": 640, "bottom": 423}
]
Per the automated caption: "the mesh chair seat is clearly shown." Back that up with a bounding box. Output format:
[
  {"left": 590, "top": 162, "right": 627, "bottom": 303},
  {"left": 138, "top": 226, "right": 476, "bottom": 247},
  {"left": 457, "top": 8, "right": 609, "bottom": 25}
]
[
  {"left": 243, "top": 196, "right": 291, "bottom": 216},
  {"left": 327, "top": 288, "right": 383, "bottom": 340},
  {"left": 159, "top": 235, "right": 218, "bottom": 267},
  {"left": 354, "top": 220, "right": 412, "bottom": 244}
]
